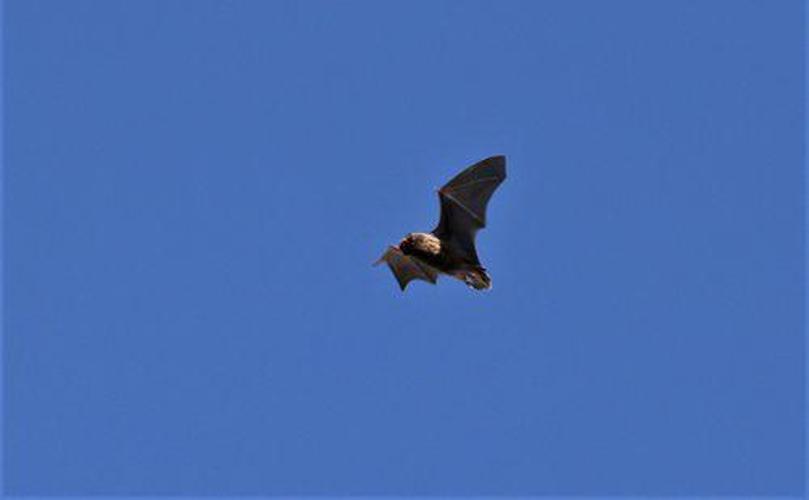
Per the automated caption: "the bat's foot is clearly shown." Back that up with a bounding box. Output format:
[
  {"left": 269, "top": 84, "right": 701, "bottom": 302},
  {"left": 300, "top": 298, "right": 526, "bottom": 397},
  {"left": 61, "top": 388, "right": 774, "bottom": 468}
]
[{"left": 462, "top": 268, "right": 492, "bottom": 290}]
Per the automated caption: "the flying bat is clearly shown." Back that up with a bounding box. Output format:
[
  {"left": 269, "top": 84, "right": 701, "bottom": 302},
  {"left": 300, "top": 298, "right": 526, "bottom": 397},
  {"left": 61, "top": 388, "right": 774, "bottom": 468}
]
[{"left": 376, "top": 155, "right": 506, "bottom": 291}]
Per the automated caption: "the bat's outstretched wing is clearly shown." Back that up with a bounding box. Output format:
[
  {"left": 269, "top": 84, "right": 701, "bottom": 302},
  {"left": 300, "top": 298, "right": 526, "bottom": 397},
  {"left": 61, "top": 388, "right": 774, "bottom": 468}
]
[
  {"left": 375, "top": 246, "right": 438, "bottom": 291},
  {"left": 432, "top": 156, "right": 506, "bottom": 264}
]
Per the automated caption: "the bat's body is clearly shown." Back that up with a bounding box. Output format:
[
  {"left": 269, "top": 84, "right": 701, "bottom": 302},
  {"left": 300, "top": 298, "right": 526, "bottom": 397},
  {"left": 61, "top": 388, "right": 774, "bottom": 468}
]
[
  {"left": 394, "top": 232, "right": 492, "bottom": 289},
  {"left": 376, "top": 156, "right": 506, "bottom": 291}
]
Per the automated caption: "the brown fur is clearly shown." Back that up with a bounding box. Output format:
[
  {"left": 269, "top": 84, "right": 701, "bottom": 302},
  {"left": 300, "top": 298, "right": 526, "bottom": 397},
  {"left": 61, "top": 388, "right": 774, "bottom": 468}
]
[{"left": 399, "top": 233, "right": 441, "bottom": 256}]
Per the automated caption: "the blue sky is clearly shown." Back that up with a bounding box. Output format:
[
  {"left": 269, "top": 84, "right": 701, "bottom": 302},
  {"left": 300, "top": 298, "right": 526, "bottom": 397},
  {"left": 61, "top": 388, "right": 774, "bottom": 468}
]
[{"left": 3, "top": 0, "right": 804, "bottom": 496}]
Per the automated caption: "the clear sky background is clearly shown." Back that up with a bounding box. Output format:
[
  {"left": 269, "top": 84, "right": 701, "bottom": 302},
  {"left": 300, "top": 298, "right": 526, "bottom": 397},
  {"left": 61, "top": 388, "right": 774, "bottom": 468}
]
[{"left": 4, "top": 0, "right": 804, "bottom": 496}]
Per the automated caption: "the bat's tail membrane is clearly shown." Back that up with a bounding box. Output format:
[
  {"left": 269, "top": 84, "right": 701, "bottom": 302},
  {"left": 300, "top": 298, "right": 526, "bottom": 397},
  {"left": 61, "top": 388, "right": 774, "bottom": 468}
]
[{"left": 462, "top": 267, "right": 492, "bottom": 290}]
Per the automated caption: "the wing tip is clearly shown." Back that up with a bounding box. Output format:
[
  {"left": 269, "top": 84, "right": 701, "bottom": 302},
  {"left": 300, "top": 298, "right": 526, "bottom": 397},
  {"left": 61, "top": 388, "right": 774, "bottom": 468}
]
[
  {"left": 373, "top": 245, "right": 395, "bottom": 266},
  {"left": 484, "top": 155, "right": 507, "bottom": 179}
]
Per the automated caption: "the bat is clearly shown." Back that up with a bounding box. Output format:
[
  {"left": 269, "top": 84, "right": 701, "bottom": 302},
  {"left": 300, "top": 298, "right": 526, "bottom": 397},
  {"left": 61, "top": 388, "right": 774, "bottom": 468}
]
[{"left": 375, "top": 155, "right": 507, "bottom": 291}]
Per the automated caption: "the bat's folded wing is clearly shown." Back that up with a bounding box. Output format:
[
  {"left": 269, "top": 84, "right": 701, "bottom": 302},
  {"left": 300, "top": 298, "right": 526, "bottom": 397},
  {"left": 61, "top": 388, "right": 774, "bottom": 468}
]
[{"left": 375, "top": 246, "right": 438, "bottom": 291}]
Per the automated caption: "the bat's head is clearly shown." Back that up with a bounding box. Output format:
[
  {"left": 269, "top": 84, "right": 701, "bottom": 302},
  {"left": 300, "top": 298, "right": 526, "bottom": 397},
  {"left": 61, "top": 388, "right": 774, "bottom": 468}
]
[{"left": 398, "top": 235, "right": 414, "bottom": 255}]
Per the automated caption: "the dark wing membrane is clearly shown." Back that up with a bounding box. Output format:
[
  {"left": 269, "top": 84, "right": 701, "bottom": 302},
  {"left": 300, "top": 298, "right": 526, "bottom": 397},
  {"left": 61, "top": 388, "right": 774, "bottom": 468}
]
[
  {"left": 375, "top": 246, "right": 438, "bottom": 290},
  {"left": 435, "top": 194, "right": 483, "bottom": 264},
  {"left": 432, "top": 156, "right": 506, "bottom": 263}
]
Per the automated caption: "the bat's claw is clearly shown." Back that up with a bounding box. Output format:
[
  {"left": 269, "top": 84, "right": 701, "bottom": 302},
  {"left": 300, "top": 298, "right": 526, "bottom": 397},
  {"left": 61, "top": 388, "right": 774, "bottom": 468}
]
[{"left": 462, "top": 268, "right": 492, "bottom": 290}]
